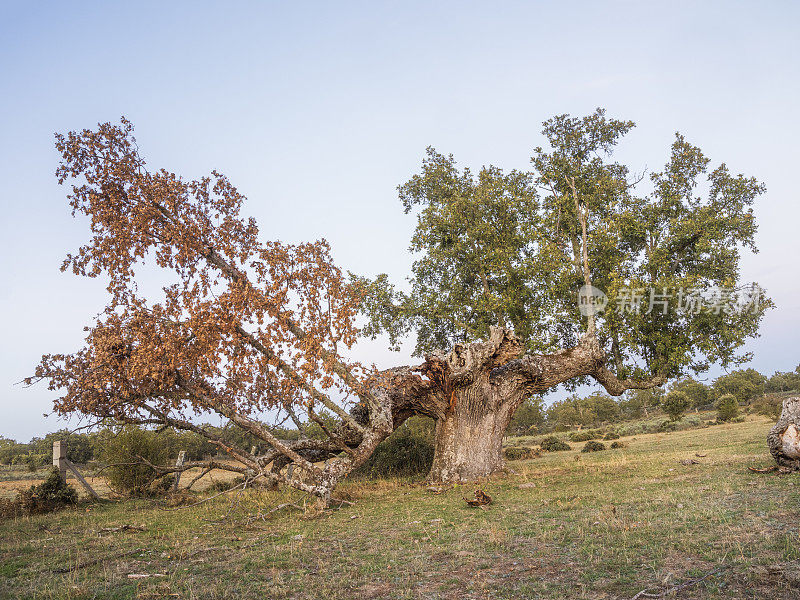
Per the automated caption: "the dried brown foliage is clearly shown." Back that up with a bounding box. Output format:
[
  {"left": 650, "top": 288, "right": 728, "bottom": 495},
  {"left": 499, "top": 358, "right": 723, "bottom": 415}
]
[{"left": 28, "top": 119, "right": 393, "bottom": 501}]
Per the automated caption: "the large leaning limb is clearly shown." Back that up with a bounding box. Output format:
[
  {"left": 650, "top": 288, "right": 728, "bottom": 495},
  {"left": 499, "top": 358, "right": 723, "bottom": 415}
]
[{"left": 490, "top": 332, "right": 665, "bottom": 398}]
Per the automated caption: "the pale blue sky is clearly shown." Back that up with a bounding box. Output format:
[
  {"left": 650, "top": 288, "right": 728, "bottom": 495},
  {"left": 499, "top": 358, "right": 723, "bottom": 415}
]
[{"left": 1, "top": 1, "right": 798, "bottom": 440}]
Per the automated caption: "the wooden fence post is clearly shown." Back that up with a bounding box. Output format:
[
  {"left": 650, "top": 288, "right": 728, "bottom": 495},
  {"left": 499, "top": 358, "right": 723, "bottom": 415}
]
[
  {"left": 64, "top": 460, "right": 100, "bottom": 499},
  {"left": 52, "top": 440, "right": 100, "bottom": 499},
  {"left": 52, "top": 441, "right": 67, "bottom": 481},
  {"left": 173, "top": 450, "right": 187, "bottom": 491}
]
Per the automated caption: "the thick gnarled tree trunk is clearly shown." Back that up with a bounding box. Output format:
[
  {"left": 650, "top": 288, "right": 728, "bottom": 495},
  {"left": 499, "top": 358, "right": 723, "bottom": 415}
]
[
  {"left": 768, "top": 397, "right": 800, "bottom": 470},
  {"left": 235, "top": 327, "right": 667, "bottom": 494},
  {"left": 427, "top": 379, "right": 517, "bottom": 482},
  {"left": 387, "top": 326, "right": 665, "bottom": 484}
]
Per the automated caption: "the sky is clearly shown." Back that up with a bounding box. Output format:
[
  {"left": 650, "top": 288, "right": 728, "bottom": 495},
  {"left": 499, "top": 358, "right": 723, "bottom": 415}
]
[{"left": 1, "top": 1, "right": 798, "bottom": 441}]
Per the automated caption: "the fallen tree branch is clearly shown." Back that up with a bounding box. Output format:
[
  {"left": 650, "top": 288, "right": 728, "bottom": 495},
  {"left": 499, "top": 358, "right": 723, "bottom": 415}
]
[
  {"left": 98, "top": 525, "right": 146, "bottom": 534},
  {"left": 748, "top": 465, "right": 778, "bottom": 473}
]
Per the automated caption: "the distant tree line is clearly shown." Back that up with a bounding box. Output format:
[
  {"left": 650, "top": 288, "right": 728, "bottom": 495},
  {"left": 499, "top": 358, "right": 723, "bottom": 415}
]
[
  {"left": 508, "top": 364, "right": 800, "bottom": 435},
  {"left": 2, "top": 365, "right": 798, "bottom": 472},
  {"left": 0, "top": 420, "right": 314, "bottom": 470}
]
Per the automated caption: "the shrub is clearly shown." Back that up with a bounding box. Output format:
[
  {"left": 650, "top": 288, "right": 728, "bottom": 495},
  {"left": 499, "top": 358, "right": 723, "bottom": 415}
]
[
  {"left": 95, "top": 425, "right": 170, "bottom": 495},
  {"left": 23, "top": 468, "right": 78, "bottom": 505},
  {"left": 658, "top": 420, "right": 679, "bottom": 432},
  {"left": 716, "top": 394, "right": 740, "bottom": 423},
  {"left": 662, "top": 391, "right": 690, "bottom": 421},
  {"left": 166, "top": 430, "right": 214, "bottom": 461},
  {"left": 582, "top": 440, "right": 606, "bottom": 453},
  {"left": 0, "top": 498, "right": 21, "bottom": 520},
  {"left": 540, "top": 436, "right": 571, "bottom": 452},
  {"left": 569, "top": 429, "right": 602, "bottom": 442},
  {"left": 610, "top": 441, "right": 626, "bottom": 449},
  {"left": 1, "top": 468, "right": 79, "bottom": 518},
  {"left": 751, "top": 394, "right": 783, "bottom": 420},
  {"left": 503, "top": 446, "right": 540, "bottom": 461},
  {"left": 614, "top": 414, "right": 704, "bottom": 437},
  {"left": 603, "top": 431, "right": 620, "bottom": 440},
  {"left": 355, "top": 417, "right": 434, "bottom": 478}
]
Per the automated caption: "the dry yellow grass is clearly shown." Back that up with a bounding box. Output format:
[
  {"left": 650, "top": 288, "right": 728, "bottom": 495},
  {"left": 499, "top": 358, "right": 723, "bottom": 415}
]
[{"left": 0, "top": 416, "right": 798, "bottom": 599}]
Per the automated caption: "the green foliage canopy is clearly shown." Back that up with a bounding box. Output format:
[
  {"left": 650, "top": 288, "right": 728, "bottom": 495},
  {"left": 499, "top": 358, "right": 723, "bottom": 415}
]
[
  {"left": 716, "top": 393, "right": 740, "bottom": 422},
  {"left": 662, "top": 390, "right": 690, "bottom": 421},
  {"left": 670, "top": 377, "right": 711, "bottom": 408},
  {"left": 765, "top": 366, "right": 800, "bottom": 393},
  {"left": 713, "top": 368, "right": 766, "bottom": 404},
  {"left": 355, "top": 109, "right": 770, "bottom": 388}
]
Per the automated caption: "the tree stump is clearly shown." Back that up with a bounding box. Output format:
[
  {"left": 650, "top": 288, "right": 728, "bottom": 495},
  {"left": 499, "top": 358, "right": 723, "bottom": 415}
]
[{"left": 768, "top": 396, "right": 800, "bottom": 470}]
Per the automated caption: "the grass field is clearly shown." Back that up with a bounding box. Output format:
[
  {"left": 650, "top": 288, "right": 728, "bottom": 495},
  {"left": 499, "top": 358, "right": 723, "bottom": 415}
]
[{"left": 1, "top": 416, "right": 798, "bottom": 599}]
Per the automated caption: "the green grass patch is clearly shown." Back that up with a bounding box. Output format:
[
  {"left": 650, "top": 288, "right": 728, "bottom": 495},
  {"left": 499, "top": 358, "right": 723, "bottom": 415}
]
[{"left": 0, "top": 416, "right": 797, "bottom": 599}]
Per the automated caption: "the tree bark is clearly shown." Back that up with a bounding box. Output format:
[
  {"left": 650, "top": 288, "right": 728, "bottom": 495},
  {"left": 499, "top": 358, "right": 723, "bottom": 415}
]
[
  {"left": 768, "top": 396, "right": 800, "bottom": 470},
  {"left": 395, "top": 326, "right": 665, "bottom": 483},
  {"left": 427, "top": 378, "right": 517, "bottom": 482}
]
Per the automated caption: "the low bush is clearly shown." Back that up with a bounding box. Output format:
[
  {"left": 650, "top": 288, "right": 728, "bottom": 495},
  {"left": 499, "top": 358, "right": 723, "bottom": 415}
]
[
  {"left": 569, "top": 429, "right": 602, "bottom": 442},
  {"left": 751, "top": 395, "right": 783, "bottom": 420},
  {"left": 1, "top": 468, "right": 78, "bottom": 519},
  {"left": 603, "top": 431, "right": 621, "bottom": 440},
  {"left": 582, "top": 440, "right": 606, "bottom": 453},
  {"left": 610, "top": 441, "right": 626, "bottom": 449},
  {"left": 612, "top": 414, "right": 706, "bottom": 437},
  {"left": 355, "top": 417, "right": 434, "bottom": 478},
  {"left": 540, "top": 436, "right": 571, "bottom": 452},
  {"left": 206, "top": 476, "right": 246, "bottom": 493},
  {"left": 716, "top": 394, "right": 740, "bottom": 423},
  {"left": 658, "top": 420, "right": 679, "bottom": 432},
  {"left": 22, "top": 468, "right": 78, "bottom": 507},
  {"left": 94, "top": 425, "right": 170, "bottom": 495},
  {"left": 503, "top": 446, "right": 540, "bottom": 461},
  {"left": 662, "top": 391, "right": 690, "bottom": 421}
]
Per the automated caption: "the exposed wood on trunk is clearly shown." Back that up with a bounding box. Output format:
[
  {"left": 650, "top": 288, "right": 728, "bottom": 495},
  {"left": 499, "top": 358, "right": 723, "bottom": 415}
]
[
  {"left": 385, "top": 326, "right": 665, "bottom": 483},
  {"left": 768, "top": 397, "right": 800, "bottom": 470}
]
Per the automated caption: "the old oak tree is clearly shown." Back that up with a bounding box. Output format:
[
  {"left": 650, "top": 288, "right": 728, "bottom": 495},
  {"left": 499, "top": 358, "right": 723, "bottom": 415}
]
[{"left": 32, "top": 111, "right": 769, "bottom": 501}]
